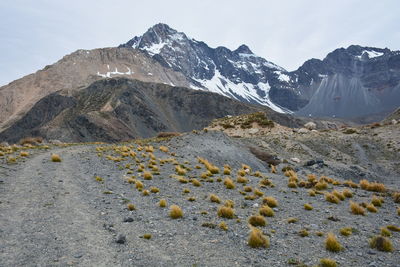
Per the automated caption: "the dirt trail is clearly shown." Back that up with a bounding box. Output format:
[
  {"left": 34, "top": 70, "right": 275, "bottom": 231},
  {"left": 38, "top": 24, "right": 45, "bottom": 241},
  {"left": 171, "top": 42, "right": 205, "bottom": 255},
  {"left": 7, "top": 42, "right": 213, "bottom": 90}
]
[{"left": 0, "top": 146, "right": 117, "bottom": 266}]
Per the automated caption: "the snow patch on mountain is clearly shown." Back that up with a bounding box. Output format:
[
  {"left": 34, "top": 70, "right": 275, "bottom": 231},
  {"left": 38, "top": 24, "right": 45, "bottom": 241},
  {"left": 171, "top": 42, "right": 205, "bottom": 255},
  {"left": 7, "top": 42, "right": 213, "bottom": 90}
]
[
  {"left": 97, "top": 66, "right": 133, "bottom": 78},
  {"left": 193, "top": 69, "right": 288, "bottom": 113},
  {"left": 356, "top": 50, "right": 384, "bottom": 59}
]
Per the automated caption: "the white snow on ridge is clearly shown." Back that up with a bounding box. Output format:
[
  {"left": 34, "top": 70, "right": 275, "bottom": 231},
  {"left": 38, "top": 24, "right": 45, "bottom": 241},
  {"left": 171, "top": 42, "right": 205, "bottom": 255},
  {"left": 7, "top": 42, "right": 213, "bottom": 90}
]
[
  {"left": 275, "top": 71, "right": 291, "bottom": 83},
  {"left": 143, "top": 42, "right": 167, "bottom": 56},
  {"left": 356, "top": 50, "right": 384, "bottom": 59},
  {"left": 191, "top": 69, "right": 289, "bottom": 113},
  {"left": 97, "top": 66, "right": 133, "bottom": 78}
]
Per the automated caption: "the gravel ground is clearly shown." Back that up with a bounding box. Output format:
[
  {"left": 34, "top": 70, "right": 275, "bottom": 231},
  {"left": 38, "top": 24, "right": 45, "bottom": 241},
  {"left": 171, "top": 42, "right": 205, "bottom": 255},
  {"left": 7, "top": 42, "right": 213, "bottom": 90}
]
[{"left": 0, "top": 131, "right": 399, "bottom": 266}]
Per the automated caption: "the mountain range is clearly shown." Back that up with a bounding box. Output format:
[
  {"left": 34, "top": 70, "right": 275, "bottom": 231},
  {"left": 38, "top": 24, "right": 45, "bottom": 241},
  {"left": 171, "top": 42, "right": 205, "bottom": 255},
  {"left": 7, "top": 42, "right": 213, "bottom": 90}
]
[{"left": 0, "top": 23, "right": 399, "bottom": 142}]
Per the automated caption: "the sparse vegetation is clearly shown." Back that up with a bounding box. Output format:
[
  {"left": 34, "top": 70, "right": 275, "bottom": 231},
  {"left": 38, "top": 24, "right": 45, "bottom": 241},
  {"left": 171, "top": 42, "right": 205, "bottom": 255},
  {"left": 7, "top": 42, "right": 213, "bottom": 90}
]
[
  {"left": 259, "top": 205, "right": 274, "bottom": 217},
  {"left": 210, "top": 194, "right": 221, "bottom": 203},
  {"left": 127, "top": 203, "right": 136, "bottom": 211},
  {"left": 159, "top": 199, "right": 167, "bottom": 207},
  {"left": 263, "top": 196, "right": 278, "bottom": 208},
  {"left": 219, "top": 222, "right": 228, "bottom": 231},
  {"left": 51, "top": 154, "right": 61, "bottom": 162},
  {"left": 325, "top": 232, "right": 342, "bottom": 252},
  {"left": 325, "top": 192, "right": 340, "bottom": 204},
  {"left": 169, "top": 205, "right": 183, "bottom": 219},
  {"left": 319, "top": 258, "right": 337, "bottom": 267},
  {"left": 350, "top": 201, "right": 365, "bottom": 215},
  {"left": 340, "top": 227, "right": 352, "bottom": 236},
  {"left": 248, "top": 227, "right": 269, "bottom": 248},
  {"left": 223, "top": 177, "right": 236, "bottom": 189},
  {"left": 304, "top": 203, "right": 313, "bottom": 210},
  {"left": 217, "top": 206, "right": 235, "bottom": 219},
  {"left": 248, "top": 215, "right": 267, "bottom": 227},
  {"left": 369, "top": 235, "right": 393, "bottom": 252}
]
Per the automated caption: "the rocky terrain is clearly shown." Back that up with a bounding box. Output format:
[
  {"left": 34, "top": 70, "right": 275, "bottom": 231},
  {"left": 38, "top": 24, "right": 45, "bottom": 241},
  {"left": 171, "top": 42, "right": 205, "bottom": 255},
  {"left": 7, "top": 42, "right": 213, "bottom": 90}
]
[
  {"left": 0, "top": 120, "right": 399, "bottom": 266},
  {"left": 0, "top": 78, "right": 306, "bottom": 143},
  {"left": 0, "top": 47, "right": 191, "bottom": 132}
]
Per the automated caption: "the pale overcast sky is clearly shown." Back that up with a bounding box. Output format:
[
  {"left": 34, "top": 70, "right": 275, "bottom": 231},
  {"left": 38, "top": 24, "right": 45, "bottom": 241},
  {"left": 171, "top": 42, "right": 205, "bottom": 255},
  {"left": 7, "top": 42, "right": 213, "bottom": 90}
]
[{"left": 0, "top": 0, "right": 399, "bottom": 86}]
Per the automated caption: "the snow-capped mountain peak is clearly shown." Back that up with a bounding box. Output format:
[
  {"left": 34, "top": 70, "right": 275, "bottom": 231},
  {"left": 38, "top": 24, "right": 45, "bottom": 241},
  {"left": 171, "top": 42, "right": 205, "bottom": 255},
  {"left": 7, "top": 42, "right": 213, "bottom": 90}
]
[{"left": 120, "top": 23, "right": 292, "bottom": 113}]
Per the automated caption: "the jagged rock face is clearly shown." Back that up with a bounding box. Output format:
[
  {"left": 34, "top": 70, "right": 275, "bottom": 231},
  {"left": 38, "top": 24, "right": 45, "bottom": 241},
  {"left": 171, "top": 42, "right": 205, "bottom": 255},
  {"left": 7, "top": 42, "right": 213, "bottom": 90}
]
[
  {"left": 0, "top": 47, "right": 191, "bottom": 131},
  {"left": 120, "top": 23, "right": 296, "bottom": 113},
  {"left": 1, "top": 78, "right": 300, "bottom": 143},
  {"left": 294, "top": 45, "right": 400, "bottom": 118}
]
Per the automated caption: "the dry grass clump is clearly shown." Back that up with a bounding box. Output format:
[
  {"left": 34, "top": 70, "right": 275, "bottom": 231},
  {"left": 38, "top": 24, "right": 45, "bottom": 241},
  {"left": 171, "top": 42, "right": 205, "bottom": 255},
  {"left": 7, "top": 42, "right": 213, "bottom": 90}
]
[
  {"left": 157, "top": 132, "right": 181, "bottom": 138},
  {"left": 304, "top": 203, "right": 313, "bottom": 210},
  {"left": 325, "top": 193, "right": 340, "bottom": 204},
  {"left": 350, "top": 201, "right": 365, "bottom": 215},
  {"left": 309, "top": 189, "right": 316, "bottom": 197},
  {"left": 143, "top": 233, "right": 152, "bottom": 239},
  {"left": 369, "top": 235, "right": 393, "bottom": 252},
  {"left": 223, "top": 166, "right": 231, "bottom": 175},
  {"left": 270, "top": 165, "right": 277, "bottom": 174},
  {"left": 397, "top": 207, "right": 400, "bottom": 216},
  {"left": 288, "top": 181, "right": 297, "bottom": 188},
  {"left": 287, "top": 217, "right": 298, "bottom": 224},
  {"left": 381, "top": 227, "right": 392, "bottom": 237},
  {"left": 127, "top": 203, "right": 136, "bottom": 211},
  {"left": 237, "top": 176, "right": 249, "bottom": 184},
  {"left": 248, "top": 227, "right": 269, "bottom": 248},
  {"left": 219, "top": 222, "right": 228, "bottom": 231},
  {"left": 386, "top": 225, "right": 400, "bottom": 232},
  {"left": 299, "top": 229, "right": 309, "bottom": 237},
  {"left": 182, "top": 188, "right": 190, "bottom": 194},
  {"left": 224, "top": 200, "right": 234, "bottom": 208},
  {"left": 175, "top": 166, "right": 187, "bottom": 176},
  {"left": 319, "top": 258, "right": 337, "bottom": 267},
  {"left": 325, "top": 233, "right": 342, "bottom": 252},
  {"left": 332, "top": 190, "right": 345, "bottom": 201},
  {"left": 259, "top": 178, "right": 272, "bottom": 186},
  {"left": 198, "top": 157, "right": 220, "bottom": 174},
  {"left": 142, "top": 190, "right": 150, "bottom": 196},
  {"left": 143, "top": 171, "right": 153, "bottom": 180},
  {"left": 366, "top": 203, "right": 378, "bottom": 213},
  {"left": 191, "top": 178, "right": 201, "bottom": 187},
  {"left": 223, "top": 177, "right": 236, "bottom": 189},
  {"left": 243, "top": 186, "right": 253, "bottom": 192},
  {"left": 259, "top": 205, "right": 274, "bottom": 217},
  {"left": 371, "top": 195, "right": 382, "bottom": 207},
  {"left": 178, "top": 177, "right": 189, "bottom": 183},
  {"left": 248, "top": 215, "right": 267, "bottom": 227},
  {"left": 254, "top": 188, "right": 264, "bottom": 197},
  {"left": 360, "top": 179, "right": 386, "bottom": 192},
  {"left": 263, "top": 196, "right": 278, "bottom": 208},
  {"left": 159, "top": 199, "right": 167, "bottom": 207},
  {"left": 187, "top": 196, "right": 196, "bottom": 202},
  {"left": 159, "top": 146, "right": 169, "bottom": 153},
  {"left": 51, "top": 154, "right": 61, "bottom": 162},
  {"left": 315, "top": 181, "right": 328, "bottom": 190},
  {"left": 340, "top": 227, "right": 353, "bottom": 236},
  {"left": 144, "top": 145, "right": 154, "bottom": 153},
  {"left": 135, "top": 180, "right": 144, "bottom": 190},
  {"left": 150, "top": 187, "right": 160, "bottom": 193},
  {"left": 217, "top": 206, "right": 235, "bottom": 219},
  {"left": 393, "top": 192, "right": 400, "bottom": 203},
  {"left": 343, "top": 180, "right": 359, "bottom": 188},
  {"left": 210, "top": 194, "right": 221, "bottom": 203},
  {"left": 20, "top": 151, "right": 29, "bottom": 157},
  {"left": 169, "top": 205, "right": 183, "bottom": 219},
  {"left": 343, "top": 189, "right": 353, "bottom": 198}
]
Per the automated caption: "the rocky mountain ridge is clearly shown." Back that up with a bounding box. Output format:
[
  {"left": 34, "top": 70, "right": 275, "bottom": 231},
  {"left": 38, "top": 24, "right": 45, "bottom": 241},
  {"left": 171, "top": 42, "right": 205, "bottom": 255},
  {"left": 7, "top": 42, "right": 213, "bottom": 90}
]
[{"left": 121, "top": 24, "right": 400, "bottom": 119}]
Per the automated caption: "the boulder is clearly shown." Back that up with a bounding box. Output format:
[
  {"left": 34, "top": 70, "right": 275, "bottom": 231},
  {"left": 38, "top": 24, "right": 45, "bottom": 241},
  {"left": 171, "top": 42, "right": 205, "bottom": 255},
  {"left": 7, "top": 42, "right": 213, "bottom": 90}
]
[
  {"left": 298, "top": 128, "right": 309, "bottom": 134},
  {"left": 304, "top": 122, "right": 317, "bottom": 130}
]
